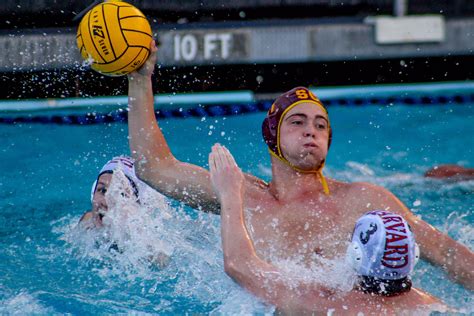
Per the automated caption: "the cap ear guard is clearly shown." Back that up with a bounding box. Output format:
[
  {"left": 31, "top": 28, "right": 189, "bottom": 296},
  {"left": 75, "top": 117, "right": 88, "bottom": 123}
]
[
  {"left": 414, "top": 242, "right": 420, "bottom": 267},
  {"left": 346, "top": 240, "right": 364, "bottom": 272}
]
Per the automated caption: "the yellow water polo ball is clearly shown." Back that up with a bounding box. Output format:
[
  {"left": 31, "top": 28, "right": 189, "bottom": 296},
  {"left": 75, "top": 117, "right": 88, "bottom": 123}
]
[{"left": 76, "top": 1, "right": 152, "bottom": 76}]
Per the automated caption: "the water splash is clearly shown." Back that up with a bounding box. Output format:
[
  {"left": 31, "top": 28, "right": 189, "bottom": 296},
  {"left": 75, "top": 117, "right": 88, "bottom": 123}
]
[
  {"left": 81, "top": 54, "right": 94, "bottom": 68},
  {"left": 443, "top": 212, "right": 474, "bottom": 247},
  {"left": 55, "top": 171, "right": 241, "bottom": 311},
  {"left": 0, "top": 290, "right": 55, "bottom": 315},
  {"left": 274, "top": 255, "right": 356, "bottom": 294},
  {"left": 50, "top": 167, "right": 472, "bottom": 313}
]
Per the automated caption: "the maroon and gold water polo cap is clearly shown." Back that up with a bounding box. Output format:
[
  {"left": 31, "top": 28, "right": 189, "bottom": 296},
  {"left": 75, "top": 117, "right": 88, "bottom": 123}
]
[
  {"left": 262, "top": 86, "right": 331, "bottom": 158},
  {"left": 261, "top": 86, "right": 332, "bottom": 194}
]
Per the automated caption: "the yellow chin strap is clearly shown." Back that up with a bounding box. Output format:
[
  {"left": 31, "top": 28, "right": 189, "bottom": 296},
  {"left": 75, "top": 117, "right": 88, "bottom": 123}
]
[
  {"left": 269, "top": 149, "right": 330, "bottom": 195},
  {"left": 270, "top": 98, "right": 330, "bottom": 195}
]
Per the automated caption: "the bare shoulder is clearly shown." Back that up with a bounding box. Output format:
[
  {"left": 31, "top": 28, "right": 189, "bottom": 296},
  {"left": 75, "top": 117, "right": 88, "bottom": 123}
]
[
  {"left": 243, "top": 173, "right": 269, "bottom": 198},
  {"left": 335, "top": 180, "right": 410, "bottom": 215},
  {"left": 331, "top": 180, "right": 386, "bottom": 198},
  {"left": 346, "top": 181, "right": 397, "bottom": 200}
]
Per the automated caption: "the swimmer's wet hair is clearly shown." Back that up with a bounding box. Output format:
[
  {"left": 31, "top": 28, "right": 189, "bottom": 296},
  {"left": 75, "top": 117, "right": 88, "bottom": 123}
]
[{"left": 356, "top": 275, "right": 412, "bottom": 296}]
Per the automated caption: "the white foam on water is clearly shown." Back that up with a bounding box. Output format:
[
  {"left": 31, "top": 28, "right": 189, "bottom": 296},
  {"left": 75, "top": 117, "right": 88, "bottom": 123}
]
[
  {"left": 52, "top": 168, "right": 473, "bottom": 313},
  {"left": 272, "top": 255, "right": 357, "bottom": 294},
  {"left": 0, "top": 291, "right": 55, "bottom": 315},
  {"left": 345, "top": 161, "right": 375, "bottom": 177},
  {"left": 59, "top": 171, "right": 178, "bottom": 282},
  {"left": 210, "top": 289, "right": 275, "bottom": 315},
  {"left": 57, "top": 171, "right": 233, "bottom": 309},
  {"left": 443, "top": 212, "right": 474, "bottom": 249},
  {"left": 337, "top": 161, "right": 421, "bottom": 187},
  {"left": 339, "top": 161, "right": 474, "bottom": 195},
  {"left": 434, "top": 179, "right": 474, "bottom": 194}
]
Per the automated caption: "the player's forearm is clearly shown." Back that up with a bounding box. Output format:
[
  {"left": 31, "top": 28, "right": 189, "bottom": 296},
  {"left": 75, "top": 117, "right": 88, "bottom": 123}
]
[
  {"left": 220, "top": 193, "right": 255, "bottom": 265},
  {"left": 440, "top": 239, "right": 474, "bottom": 290},
  {"left": 219, "top": 193, "right": 272, "bottom": 286},
  {"left": 219, "top": 193, "right": 294, "bottom": 305},
  {"left": 419, "top": 228, "right": 474, "bottom": 290},
  {"left": 127, "top": 74, "right": 175, "bottom": 173},
  {"left": 219, "top": 193, "right": 338, "bottom": 311}
]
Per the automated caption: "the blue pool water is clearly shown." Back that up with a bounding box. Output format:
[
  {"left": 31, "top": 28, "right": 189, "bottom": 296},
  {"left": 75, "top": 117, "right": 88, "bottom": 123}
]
[{"left": 0, "top": 102, "right": 473, "bottom": 314}]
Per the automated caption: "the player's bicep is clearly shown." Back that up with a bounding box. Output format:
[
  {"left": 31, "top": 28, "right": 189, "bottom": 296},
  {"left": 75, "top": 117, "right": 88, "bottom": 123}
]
[
  {"left": 171, "top": 161, "right": 220, "bottom": 210},
  {"left": 138, "top": 158, "right": 220, "bottom": 213}
]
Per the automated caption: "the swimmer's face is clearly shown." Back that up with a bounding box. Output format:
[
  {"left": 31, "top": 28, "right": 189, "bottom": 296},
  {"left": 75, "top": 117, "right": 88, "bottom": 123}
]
[
  {"left": 91, "top": 173, "right": 112, "bottom": 216},
  {"left": 91, "top": 172, "right": 137, "bottom": 225},
  {"left": 279, "top": 102, "right": 329, "bottom": 170}
]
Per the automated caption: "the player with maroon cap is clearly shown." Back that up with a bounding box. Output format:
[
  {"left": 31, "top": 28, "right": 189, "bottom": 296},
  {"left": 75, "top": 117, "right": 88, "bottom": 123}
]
[
  {"left": 126, "top": 41, "right": 474, "bottom": 312},
  {"left": 262, "top": 86, "right": 332, "bottom": 194},
  {"left": 208, "top": 145, "right": 448, "bottom": 314}
]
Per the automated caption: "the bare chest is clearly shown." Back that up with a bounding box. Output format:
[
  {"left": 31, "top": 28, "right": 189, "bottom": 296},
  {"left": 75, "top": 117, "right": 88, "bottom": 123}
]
[{"left": 244, "top": 197, "right": 362, "bottom": 264}]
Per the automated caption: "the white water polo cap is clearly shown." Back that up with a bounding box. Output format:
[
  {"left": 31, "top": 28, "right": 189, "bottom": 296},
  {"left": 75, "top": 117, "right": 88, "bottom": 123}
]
[
  {"left": 347, "top": 210, "right": 420, "bottom": 281},
  {"left": 90, "top": 156, "right": 139, "bottom": 202}
]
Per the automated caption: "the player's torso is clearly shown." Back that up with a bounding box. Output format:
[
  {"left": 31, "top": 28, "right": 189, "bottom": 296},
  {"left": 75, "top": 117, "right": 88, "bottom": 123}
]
[{"left": 244, "top": 183, "right": 370, "bottom": 265}]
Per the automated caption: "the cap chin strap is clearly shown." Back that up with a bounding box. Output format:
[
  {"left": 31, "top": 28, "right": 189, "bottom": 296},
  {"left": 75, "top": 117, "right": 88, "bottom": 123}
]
[
  {"left": 271, "top": 99, "right": 330, "bottom": 195},
  {"left": 269, "top": 149, "right": 330, "bottom": 195}
]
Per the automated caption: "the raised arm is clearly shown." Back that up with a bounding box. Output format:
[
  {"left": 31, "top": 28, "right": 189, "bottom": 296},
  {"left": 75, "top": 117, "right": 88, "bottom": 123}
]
[
  {"left": 209, "top": 147, "right": 447, "bottom": 313},
  {"left": 208, "top": 144, "right": 370, "bottom": 314},
  {"left": 365, "top": 184, "right": 474, "bottom": 290},
  {"left": 127, "top": 40, "right": 220, "bottom": 213}
]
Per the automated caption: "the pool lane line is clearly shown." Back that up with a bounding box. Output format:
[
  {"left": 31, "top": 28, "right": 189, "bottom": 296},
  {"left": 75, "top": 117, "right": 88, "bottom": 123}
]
[
  {"left": 0, "top": 92, "right": 473, "bottom": 125},
  {"left": 0, "top": 90, "right": 255, "bottom": 113}
]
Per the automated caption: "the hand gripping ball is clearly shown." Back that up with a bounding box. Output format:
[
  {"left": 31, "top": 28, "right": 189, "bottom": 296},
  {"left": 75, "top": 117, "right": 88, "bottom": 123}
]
[{"left": 77, "top": 1, "right": 152, "bottom": 76}]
